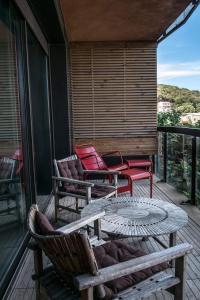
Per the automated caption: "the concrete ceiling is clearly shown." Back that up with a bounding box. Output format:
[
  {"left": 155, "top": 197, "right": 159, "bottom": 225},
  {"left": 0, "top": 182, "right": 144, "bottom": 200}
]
[{"left": 59, "top": 0, "right": 191, "bottom": 42}]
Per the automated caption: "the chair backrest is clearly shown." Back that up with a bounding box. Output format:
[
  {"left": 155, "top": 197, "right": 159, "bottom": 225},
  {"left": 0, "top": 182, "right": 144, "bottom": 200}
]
[
  {"left": 0, "top": 157, "right": 17, "bottom": 194},
  {"left": 74, "top": 144, "right": 107, "bottom": 170},
  {"left": 28, "top": 205, "right": 99, "bottom": 282},
  {"left": 54, "top": 155, "right": 83, "bottom": 180},
  {"left": 12, "top": 149, "right": 23, "bottom": 175},
  {"left": 0, "top": 157, "right": 16, "bottom": 179},
  {"left": 53, "top": 155, "right": 85, "bottom": 193}
]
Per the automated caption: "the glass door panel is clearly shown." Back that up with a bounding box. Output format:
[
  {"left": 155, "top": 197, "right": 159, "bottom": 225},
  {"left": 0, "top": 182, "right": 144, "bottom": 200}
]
[
  {"left": 27, "top": 28, "right": 52, "bottom": 210},
  {"left": 0, "top": 3, "right": 26, "bottom": 286}
]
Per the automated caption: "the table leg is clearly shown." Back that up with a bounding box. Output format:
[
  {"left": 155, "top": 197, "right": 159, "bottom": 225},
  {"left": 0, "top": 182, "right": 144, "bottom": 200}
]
[
  {"left": 130, "top": 179, "right": 133, "bottom": 196},
  {"left": 169, "top": 232, "right": 176, "bottom": 247},
  {"left": 169, "top": 232, "right": 177, "bottom": 267}
]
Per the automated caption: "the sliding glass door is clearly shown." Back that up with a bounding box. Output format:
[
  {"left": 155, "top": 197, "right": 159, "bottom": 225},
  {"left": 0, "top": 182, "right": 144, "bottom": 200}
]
[
  {"left": 0, "top": 0, "right": 52, "bottom": 296},
  {"left": 0, "top": 1, "right": 27, "bottom": 292}
]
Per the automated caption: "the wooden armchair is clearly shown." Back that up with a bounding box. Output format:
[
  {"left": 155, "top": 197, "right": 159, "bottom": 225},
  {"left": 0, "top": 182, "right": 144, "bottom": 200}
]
[
  {"left": 0, "top": 156, "right": 21, "bottom": 222},
  {"left": 53, "top": 155, "right": 118, "bottom": 221},
  {"left": 28, "top": 205, "right": 192, "bottom": 300}
]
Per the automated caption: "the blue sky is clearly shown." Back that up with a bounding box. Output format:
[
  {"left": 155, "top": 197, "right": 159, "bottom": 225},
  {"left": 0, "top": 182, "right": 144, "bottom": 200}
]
[{"left": 157, "top": 5, "right": 200, "bottom": 91}]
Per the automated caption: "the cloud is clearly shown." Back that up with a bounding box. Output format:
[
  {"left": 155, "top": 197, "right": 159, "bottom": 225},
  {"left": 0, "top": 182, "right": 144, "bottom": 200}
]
[{"left": 158, "top": 61, "right": 200, "bottom": 80}]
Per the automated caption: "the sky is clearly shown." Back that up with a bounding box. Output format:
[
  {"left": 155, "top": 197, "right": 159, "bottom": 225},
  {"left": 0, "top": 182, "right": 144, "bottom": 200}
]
[{"left": 157, "top": 5, "right": 200, "bottom": 91}]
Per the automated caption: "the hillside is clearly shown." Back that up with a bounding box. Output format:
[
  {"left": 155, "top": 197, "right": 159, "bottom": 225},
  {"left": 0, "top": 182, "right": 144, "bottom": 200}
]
[{"left": 157, "top": 84, "right": 200, "bottom": 113}]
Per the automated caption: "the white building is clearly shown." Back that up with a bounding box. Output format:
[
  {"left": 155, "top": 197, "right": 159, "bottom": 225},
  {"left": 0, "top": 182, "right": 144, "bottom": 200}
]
[
  {"left": 181, "top": 113, "right": 200, "bottom": 124},
  {"left": 157, "top": 101, "right": 172, "bottom": 112}
]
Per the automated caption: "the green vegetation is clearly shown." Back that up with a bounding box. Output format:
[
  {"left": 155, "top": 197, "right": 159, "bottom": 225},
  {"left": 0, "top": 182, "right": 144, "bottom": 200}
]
[
  {"left": 157, "top": 84, "right": 200, "bottom": 127},
  {"left": 157, "top": 85, "right": 200, "bottom": 206},
  {"left": 157, "top": 110, "right": 181, "bottom": 126},
  {"left": 158, "top": 84, "right": 200, "bottom": 112}
]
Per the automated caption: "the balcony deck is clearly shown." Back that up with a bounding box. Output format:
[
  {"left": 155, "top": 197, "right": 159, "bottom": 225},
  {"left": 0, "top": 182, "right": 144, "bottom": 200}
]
[{"left": 5, "top": 178, "right": 200, "bottom": 300}]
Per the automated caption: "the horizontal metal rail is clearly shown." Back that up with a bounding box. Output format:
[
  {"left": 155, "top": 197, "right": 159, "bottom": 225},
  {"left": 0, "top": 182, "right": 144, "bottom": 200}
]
[{"left": 157, "top": 126, "right": 200, "bottom": 137}]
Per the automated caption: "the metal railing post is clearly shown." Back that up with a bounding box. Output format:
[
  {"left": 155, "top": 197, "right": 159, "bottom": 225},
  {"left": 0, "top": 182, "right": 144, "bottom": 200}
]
[
  {"left": 163, "top": 132, "right": 167, "bottom": 183},
  {"left": 191, "top": 137, "right": 196, "bottom": 205}
]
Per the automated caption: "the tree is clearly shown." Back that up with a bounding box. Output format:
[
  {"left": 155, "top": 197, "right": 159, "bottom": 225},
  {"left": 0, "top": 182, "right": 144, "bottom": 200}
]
[
  {"left": 158, "top": 84, "right": 200, "bottom": 108},
  {"left": 195, "top": 103, "right": 200, "bottom": 113},
  {"left": 177, "top": 103, "right": 195, "bottom": 113},
  {"left": 157, "top": 110, "right": 181, "bottom": 126}
]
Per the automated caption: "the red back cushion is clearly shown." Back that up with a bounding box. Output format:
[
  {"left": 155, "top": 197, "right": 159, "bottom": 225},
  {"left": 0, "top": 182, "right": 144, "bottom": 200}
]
[{"left": 75, "top": 145, "right": 106, "bottom": 170}]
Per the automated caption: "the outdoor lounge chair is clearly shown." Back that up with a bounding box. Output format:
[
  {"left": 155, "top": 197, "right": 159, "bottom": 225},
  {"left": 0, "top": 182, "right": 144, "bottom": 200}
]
[
  {"left": 28, "top": 204, "right": 192, "bottom": 300},
  {"left": 75, "top": 144, "right": 153, "bottom": 196},
  {"left": 53, "top": 155, "right": 118, "bottom": 221},
  {"left": 74, "top": 144, "right": 152, "bottom": 172}
]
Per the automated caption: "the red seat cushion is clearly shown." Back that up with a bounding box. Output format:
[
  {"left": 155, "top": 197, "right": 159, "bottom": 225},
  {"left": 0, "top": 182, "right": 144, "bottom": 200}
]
[
  {"left": 121, "top": 168, "right": 150, "bottom": 180},
  {"left": 93, "top": 240, "right": 167, "bottom": 299}
]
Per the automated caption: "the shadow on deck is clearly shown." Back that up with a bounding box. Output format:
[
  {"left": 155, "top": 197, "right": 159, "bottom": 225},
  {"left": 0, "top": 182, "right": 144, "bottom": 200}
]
[{"left": 5, "top": 179, "right": 200, "bottom": 300}]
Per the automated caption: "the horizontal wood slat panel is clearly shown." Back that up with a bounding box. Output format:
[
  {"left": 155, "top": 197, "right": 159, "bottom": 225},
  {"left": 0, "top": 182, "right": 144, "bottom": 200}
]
[
  {"left": 0, "top": 43, "right": 21, "bottom": 143},
  {"left": 70, "top": 42, "right": 157, "bottom": 155},
  {"left": 75, "top": 138, "right": 157, "bottom": 156}
]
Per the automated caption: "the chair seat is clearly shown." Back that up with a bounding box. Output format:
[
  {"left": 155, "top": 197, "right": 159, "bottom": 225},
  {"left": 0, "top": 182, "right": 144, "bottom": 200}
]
[
  {"left": 93, "top": 240, "right": 167, "bottom": 299},
  {"left": 121, "top": 168, "right": 151, "bottom": 180},
  {"left": 108, "top": 163, "right": 128, "bottom": 172},
  {"left": 65, "top": 184, "right": 115, "bottom": 198},
  {"left": 126, "top": 159, "right": 152, "bottom": 168}
]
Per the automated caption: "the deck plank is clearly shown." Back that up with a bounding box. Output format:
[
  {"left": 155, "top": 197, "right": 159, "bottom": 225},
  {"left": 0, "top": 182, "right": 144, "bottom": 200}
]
[{"left": 5, "top": 179, "right": 200, "bottom": 300}]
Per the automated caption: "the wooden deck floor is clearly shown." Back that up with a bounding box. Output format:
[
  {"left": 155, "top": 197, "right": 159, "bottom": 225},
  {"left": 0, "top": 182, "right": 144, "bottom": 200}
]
[{"left": 5, "top": 179, "right": 200, "bottom": 300}]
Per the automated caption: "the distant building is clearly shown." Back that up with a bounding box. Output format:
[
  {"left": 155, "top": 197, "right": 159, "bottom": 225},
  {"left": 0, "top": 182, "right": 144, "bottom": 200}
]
[
  {"left": 181, "top": 113, "right": 200, "bottom": 124},
  {"left": 158, "top": 101, "right": 172, "bottom": 112}
]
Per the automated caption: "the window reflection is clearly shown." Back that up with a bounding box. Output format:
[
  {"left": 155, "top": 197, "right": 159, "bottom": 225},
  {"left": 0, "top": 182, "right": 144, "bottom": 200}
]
[{"left": 0, "top": 15, "right": 26, "bottom": 281}]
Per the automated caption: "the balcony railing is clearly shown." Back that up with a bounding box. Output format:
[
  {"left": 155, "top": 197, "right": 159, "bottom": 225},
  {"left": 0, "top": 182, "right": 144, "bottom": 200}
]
[{"left": 156, "top": 126, "right": 200, "bottom": 207}]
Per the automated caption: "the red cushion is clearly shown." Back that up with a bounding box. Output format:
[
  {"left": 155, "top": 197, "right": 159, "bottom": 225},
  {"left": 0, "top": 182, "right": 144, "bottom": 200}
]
[
  {"left": 121, "top": 168, "right": 150, "bottom": 180},
  {"left": 93, "top": 240, "right": 167, "bottom": 299}
]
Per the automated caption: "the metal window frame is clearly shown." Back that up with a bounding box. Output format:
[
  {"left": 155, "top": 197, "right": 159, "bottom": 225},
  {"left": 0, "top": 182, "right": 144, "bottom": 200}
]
[
  {"left": 12, "top": 0, "right": 48, "bottom": 54},
  {"left": 158, "top": 0, "right": 200, "bottom": 43}
]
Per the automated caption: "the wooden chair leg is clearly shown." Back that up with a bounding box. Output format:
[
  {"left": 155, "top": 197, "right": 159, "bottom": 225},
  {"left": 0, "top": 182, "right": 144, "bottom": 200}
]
[
  {"left": 86, "top": 187, "right": 91, "bottom": 204},
  {"left": 54, "top": 193, "right": 59, "bottom": 222},
  {"left": 150, "top": 173, "right": 153, "bottom": 198},
  {"left": 76, "top": 197, "right": 79, "bottom": 212},
  {"left": 53, "top": 181, "right": 59, "bottom": 222},
  {"left": 94, "top": 219, "right": 101, "bottom": 240},
  {"left": 130, "top": 179, "right": 133, "bottom": 196},
  {"left": 81, "top": 287, "right": 93, "bottom": 300},
  {"left": 174, "top": 255, "right": 186, "bottom": 300},
  {"left": 31, "top": 245, "right": 44, "bottom": 300}
]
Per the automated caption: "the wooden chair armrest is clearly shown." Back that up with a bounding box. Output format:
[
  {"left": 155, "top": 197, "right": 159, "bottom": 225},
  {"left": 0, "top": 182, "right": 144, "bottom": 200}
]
[
  {"left": 75, "top": 243, "right": 192, "bottom": 290},
  {"left": 57, "top": 211, "right": 105, "bottom": 234},
  {"left": 82, "top": 170, "right": 119, "bottom": 175},
  {"left": 52, "top": 176, "right": 94, "bottom": 187}
]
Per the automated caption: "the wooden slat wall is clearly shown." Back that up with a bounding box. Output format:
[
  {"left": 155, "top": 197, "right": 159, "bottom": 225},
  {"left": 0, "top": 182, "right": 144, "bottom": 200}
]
[
  {"left": 70, "top": 42, "right": 157, "bottom": 155},
  {"left": 0, "top": 43, "right": 21, "bottom": 156}
]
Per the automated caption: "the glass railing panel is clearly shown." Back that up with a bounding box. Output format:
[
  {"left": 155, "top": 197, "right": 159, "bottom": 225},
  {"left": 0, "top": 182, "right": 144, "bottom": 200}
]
[
  {"left": 196, "top": 137, "right": 200, "bottom": 207},
  {"left": 155, "top": 132, "right": 164, "bottom": 180},
  {"left": 167, "top": 133, "right": 192, "bottom": 199}
]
